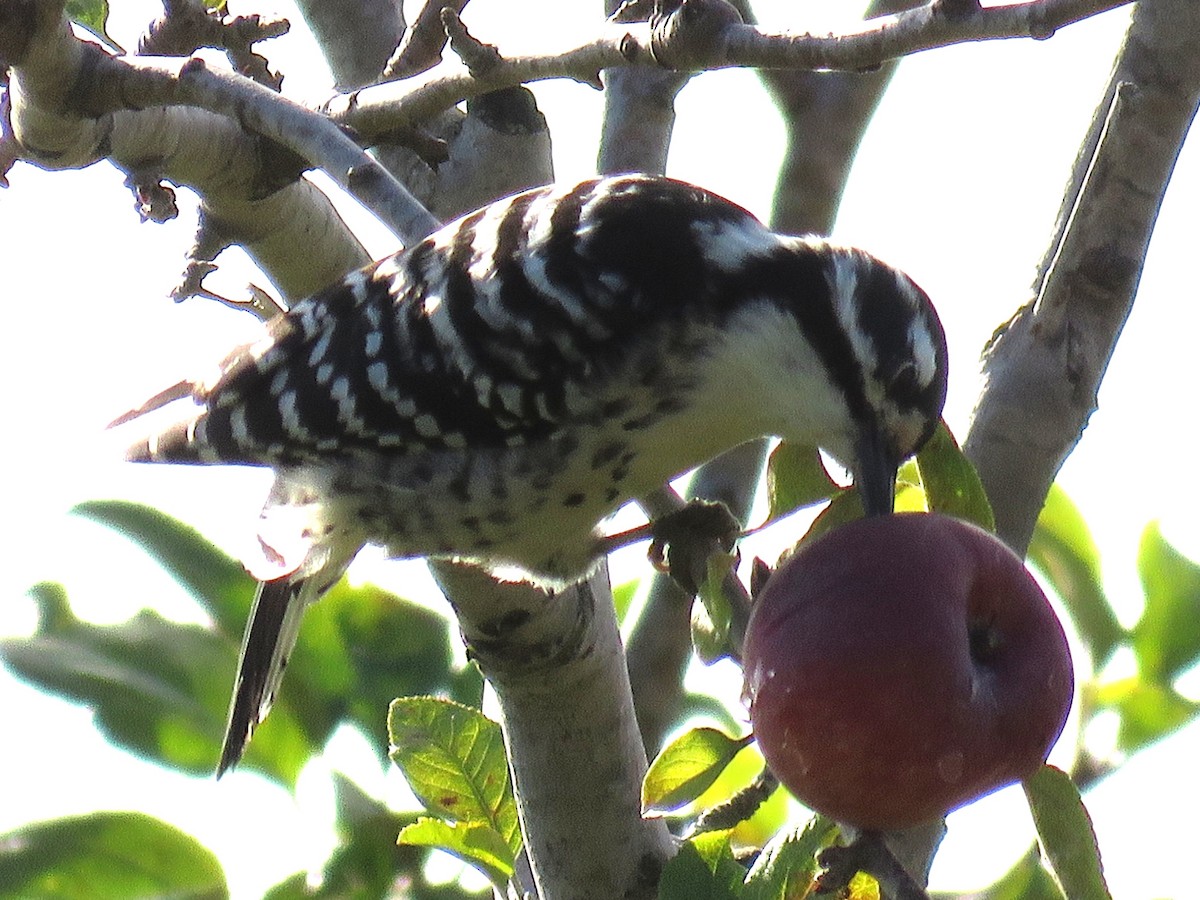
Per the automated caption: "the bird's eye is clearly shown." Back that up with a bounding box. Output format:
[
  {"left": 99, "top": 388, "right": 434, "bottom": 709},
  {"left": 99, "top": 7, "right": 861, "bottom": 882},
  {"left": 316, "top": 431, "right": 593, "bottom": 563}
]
[{"left": 885, "top": 362, "right": 923, "bottom": 406}]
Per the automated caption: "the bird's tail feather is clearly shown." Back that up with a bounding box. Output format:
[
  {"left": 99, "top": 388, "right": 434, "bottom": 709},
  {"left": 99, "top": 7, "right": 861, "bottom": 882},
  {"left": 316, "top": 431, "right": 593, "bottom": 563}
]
[{"left": 216, "top": 560, "right": 350, "bottom": 776}]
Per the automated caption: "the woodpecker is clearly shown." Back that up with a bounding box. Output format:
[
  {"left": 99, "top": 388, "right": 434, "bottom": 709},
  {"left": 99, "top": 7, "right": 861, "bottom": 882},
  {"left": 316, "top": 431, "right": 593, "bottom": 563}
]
[{"left": 116, "top": 174, "right": 949, "bottom": 774}]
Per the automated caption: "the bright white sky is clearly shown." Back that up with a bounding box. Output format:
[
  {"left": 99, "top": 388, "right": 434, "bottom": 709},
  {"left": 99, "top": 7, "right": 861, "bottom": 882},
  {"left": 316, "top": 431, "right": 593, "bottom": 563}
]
[{"left": 1, "top": 1, "right": 1198, "bottom": 897}]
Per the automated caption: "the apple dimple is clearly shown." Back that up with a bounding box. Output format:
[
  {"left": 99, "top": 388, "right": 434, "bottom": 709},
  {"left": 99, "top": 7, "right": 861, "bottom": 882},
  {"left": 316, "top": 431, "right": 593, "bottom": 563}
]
[{"left": 743, "top": 512, "right": 1073, "bottom": 831}]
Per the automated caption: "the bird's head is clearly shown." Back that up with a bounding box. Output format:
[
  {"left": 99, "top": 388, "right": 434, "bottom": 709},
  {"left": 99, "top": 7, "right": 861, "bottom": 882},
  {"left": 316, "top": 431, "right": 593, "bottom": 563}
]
[
  {"left": 738, "top": 238, "right": 948, "bottom": 517},
  {"left": 823, "top": 247, "right": 948, "bottom": 517}
]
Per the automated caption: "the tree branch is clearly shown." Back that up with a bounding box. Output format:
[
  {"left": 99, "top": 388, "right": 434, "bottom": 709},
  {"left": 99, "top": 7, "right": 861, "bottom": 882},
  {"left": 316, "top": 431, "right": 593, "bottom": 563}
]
[
  {"left": 328, "top": 0, "right": 1131, "bottom": 143},
  {"left": 964, "top": 0, "right": 1200, "bottom": 555},
  {"left": 292, "top": 0, "right": 406, "bottom": 91},
  {"left": 430, "top": 562, "right": 673, "bottom": 900},
  {"left": 3, "top": 1, "right": 373, "bottom": 301}
]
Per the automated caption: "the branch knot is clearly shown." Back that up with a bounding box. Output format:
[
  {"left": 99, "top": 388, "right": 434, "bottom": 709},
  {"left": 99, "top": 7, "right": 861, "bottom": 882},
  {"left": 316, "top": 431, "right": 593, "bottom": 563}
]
[{"left": 650, "top": 0, "right": 742, "bottom": 70}]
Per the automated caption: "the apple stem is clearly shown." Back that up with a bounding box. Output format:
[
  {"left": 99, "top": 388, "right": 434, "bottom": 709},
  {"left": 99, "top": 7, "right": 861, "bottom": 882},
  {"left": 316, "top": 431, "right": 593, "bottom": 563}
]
[{"left": 688, "top": 768, "right": 779, "bottom": 836}]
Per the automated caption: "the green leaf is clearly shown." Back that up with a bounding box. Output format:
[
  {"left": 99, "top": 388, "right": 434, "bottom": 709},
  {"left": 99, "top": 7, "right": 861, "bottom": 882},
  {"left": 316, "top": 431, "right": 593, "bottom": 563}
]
[
  {"left": 977, "top": 848, "right": 1068, "bottom": 900},
  {"left": 1092, "top": 676, "right": 1200, "bottom": 753},
  {"left": 742, "top": 814, "right": 838, "bottom": 900},
  {"left": 296, "top": 579, "right": 457, "bottom": 756},
  {"left": 261, "top": 873, "right": 310, "bottom": 899},
  {"left": 73, "top": 501, "right": 460, "bottom": 782},
  {"left": 398, "top": 818, "right": 514, "bottom": 889},
  {"left": 72, "top": 500, "right": 255, "bottom": 639},
  {"left": 64, "top": 0, "right": 124, "bottom": 52},
  {"left": 914, "top": 420, "right": 995, "bottom": 531},
  {"left": 1023, "top": 766, "right": 1111, "bottom": 900},
  {"left": 613, "top": 577, "right": 641, "bottom": 624},
  {"left": 643, "top": 727, "right": 754, "bottom": 815},
  {"left": 388, "top": 697, "right": 520, "bottom": 859},
  {"left": 658, "top": 831, "right": 745, "bottom": 900},
  {"left": 1029, "top": 486, "right": 1124, "bottom": 667},
  {"left": 765, "top": 442, "right": 837, "bottom": 522},
  {"left": 692, "top": 552, "right": 737, "bottom": 664},
  {"left": 799, "top": 487, "right": 868, "bottom": 544},
  {"left": 0, "top": 811, "right": 226, "bottom": 899},
  {"left": 0, "top": 583, "right": 299, "bottom": 781},
  {"left": 1133, "top": 522, "right": 1200, "bottom": 683}
]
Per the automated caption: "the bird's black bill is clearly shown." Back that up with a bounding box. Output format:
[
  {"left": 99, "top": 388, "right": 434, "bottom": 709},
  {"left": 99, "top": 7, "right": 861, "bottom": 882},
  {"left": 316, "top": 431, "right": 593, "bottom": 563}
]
[{"left": 855, "top": 429, "right": 899, "bottom": 517}]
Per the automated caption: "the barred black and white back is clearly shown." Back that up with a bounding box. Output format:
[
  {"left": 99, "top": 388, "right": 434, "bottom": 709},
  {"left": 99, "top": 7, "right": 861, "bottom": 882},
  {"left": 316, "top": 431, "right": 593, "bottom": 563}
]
[{"left": 118, "top": 174, "right": 949, "bottom": 773}]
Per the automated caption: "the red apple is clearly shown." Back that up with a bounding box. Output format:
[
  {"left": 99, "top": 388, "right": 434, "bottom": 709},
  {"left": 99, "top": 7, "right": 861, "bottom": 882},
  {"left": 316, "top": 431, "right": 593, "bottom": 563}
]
[{"left": 742, "top": 512, "right": 1073, "bottom": 831}]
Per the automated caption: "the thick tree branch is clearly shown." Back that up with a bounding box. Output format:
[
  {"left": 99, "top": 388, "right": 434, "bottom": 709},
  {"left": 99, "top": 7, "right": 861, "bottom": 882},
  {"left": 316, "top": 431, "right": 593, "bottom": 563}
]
[
  {"left": 964, "top": 0, "right": 1200, "bottom": 555},
  {"left": 3, "top": 0, "right": 373, "bottom": 301},
  {"left": 292, "top": 0, "right": 406, "bottom": 91},
  {"left": 430, "top": 562, "right": 673, "bottom": 900}
]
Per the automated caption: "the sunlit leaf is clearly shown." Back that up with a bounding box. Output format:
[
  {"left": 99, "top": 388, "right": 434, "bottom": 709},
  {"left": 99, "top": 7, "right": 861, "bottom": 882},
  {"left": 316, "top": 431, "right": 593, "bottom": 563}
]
[
  {"left": 1023, "top": 765, "right": 1111, "bottom": 900},
  {"left": 388, "top": 697, "right": 520, "bottom": 858},
  {"left": 1029, "top": 486, "right": 1124, "bottom": 667},
  {"left": 847, "top": 872, "right": 881, "bottom": 900},
  {"left": 1092, "top": 676, "right": 1199, "bottom": 753},
  {"left": 765, "top": 442, "right": 837, "bottom": 522},
  {"left": 398, "top": 818, "right": 514, "bottom": 889},
  {"left": 613, "top": 577, "right": 641, "bottom": 625},
  {"left": 65, "top": 0, "right": 124, "bottom": 52},
  {"left": 658, "top": 830, "right": 744, "bottom": 900},
  {"left": 914, "top": 420, "right": 995, "bottom": 531},
  {"left": 643, "top": 727, "right": 753, "bottom": 815},
  {"left": 1133, "top": 522, "right": 1200, "bottom": 683},
  {"left": 0, "top": 812, "right": 226, "bottom": 899},
  {"left": 742, "top": 814, "right": 838, "bottom": 900}
]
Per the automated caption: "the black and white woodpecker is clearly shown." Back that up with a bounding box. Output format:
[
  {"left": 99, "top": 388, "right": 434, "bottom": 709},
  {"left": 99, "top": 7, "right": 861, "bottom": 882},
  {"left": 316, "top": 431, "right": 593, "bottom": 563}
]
[{"left": 116, "top": 174, "right": 949, "bottom": 774}]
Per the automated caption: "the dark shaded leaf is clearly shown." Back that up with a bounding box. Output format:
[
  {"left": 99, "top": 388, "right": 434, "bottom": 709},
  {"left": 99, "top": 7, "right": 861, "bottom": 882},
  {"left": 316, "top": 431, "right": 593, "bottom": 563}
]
[
  {"left": 1023, "top": 766, "right": 1111, "bottom": 900},
  {"left": 320, "top": 774, "right": 436, "bottom": 899},
  {"left": 643, "top": 727, "right": 754, "bottom": 815},
  {"left": 967, "top": 847, "right": 1065, "bottom": 900},
  {"left": 0, "top": 811, "right": 226, "bottom": 899},
  {"left": 915, "top": 420, "right": 995, "bottom": 531},
  {"left": 0, "top": 582, "right": 316, "bottom": 783},
  {"left": 742, "top": 814, "right": 838, "bottom": 900},
  {"left": 1133, "top": 522, "right": 1200, "bottom": 683},
  {"left": 72, "top": 501, "right": 460, "bottom": 781},
  {"left": 692, "top": 552, "right": 737, "bottom": 664},
  {"left": 799, "top": 487, "right": 867, "bottom": 544},
  {"left": 659, "top": 830, "right": 744, "bottom": 900},
  {"left": 1029, "top": 487, "right": 1124, "bottom": 667},
  {"left": 388, "top": 698, "right": 520, "bottom": 859},
  {"left": 296, "top": 580, "right": 457, "bottom": 760}
]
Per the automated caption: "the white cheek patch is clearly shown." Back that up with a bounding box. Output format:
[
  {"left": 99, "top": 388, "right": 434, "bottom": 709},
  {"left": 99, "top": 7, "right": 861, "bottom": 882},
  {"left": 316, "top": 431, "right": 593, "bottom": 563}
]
[
  {"left": 690, "top": 219, "right": 781, "bottom": 273},
  {"left": 907, "top": 316, "right": 941, "bottom": 388}
]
